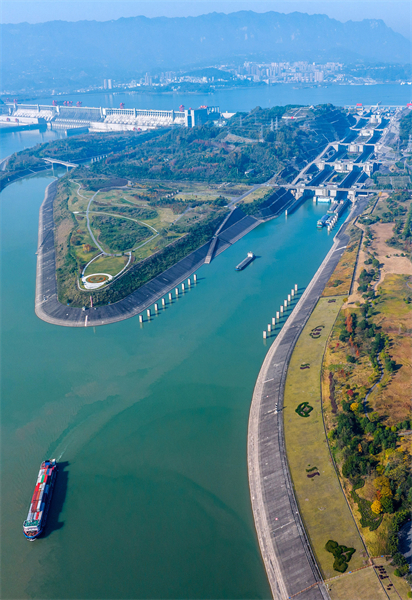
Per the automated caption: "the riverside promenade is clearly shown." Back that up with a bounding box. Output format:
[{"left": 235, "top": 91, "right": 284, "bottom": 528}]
[
  {"left": 248, "top": 199, "right": 368, "bottom": 600},
  {"left": 35, "top": 180, "right": 261, "bottom": 327}
]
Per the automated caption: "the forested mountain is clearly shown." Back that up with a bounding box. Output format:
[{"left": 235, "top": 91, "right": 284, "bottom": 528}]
[{"left": 2, "top": 11, "right": 411, "bottom": 92}]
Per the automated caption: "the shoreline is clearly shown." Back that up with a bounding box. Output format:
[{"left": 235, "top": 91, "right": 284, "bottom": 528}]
[
  {"left": 247, "top": 198, "right": 369, "bottom": 599},
  {"left": 35, "top": 180, "right": 261, "bottom": 327},
  {"left": 0, "top": 165, "right": 52, "bottom": 192},
  {"left": 9, "top": 81, "right": 405, "bottom": 105}
]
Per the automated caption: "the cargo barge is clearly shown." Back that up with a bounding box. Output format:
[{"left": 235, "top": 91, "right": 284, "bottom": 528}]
[
  {"left": 317, "top": 214, "right": 330, "bottom": 228},
  {"left": 23, "top": 459, "right": 57, "bottom": 540},
  {"left": 236, "top": 252, "right": 255, "bottom": 271}
]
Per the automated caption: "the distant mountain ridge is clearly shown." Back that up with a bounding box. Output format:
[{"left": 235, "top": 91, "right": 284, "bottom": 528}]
[{"left": 2, "top": 11, "right": 411, "bottom": 92}]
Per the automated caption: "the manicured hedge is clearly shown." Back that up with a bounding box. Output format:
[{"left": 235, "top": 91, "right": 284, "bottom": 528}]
[{"left": 325, "top": 540, "right": 356, "bottom": 573}]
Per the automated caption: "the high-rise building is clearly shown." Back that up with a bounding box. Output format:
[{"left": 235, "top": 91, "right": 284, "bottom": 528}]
[
  {"left": 103, "top": 79, "right": 108, "bottom": 89},
  {"left": 107, "top": 79, "right": 113, "bottom": 89}
]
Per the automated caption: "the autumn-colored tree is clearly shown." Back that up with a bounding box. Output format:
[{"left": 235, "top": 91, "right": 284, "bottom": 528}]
[
  {"left": 371, "top": 499, "right": 382, "bottom": 514},
  {"left": 350, "top": 402, "right": 360, "bottom": 412},
  {"left": 373, "top": 476, "right": 393, "bottom": 498},
  {"left": 385, "top": 453, "right": 409, "bottom": 489},
  {"left": 347, "top": 389, "right": 354, "bottom": 397},
  {"left": 356, "top": 349, "right": 360, "bottom": 358}
]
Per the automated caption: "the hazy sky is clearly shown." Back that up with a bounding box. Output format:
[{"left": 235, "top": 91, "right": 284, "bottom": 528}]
[{"left": 1, "top": 0, "right": 411, "bottom": 40}]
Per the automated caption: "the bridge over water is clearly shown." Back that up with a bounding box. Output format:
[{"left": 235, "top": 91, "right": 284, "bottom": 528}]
[{"left": 43, "top": 158, "right": 78, "bottom": 169}]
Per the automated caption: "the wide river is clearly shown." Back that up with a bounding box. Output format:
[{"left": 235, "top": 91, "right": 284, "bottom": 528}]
[
  {"left": 0, "top": 86, "right": 404, "bottom": 599},
  {"left": 27, "top": 82, "right": 411, "bottom": 112}
]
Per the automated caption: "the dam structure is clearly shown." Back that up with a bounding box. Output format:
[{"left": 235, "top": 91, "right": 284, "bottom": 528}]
[
  {"left": 248, "top": 197, "right": 368, "bottom": 599},
  {"left": 0, "top": 103, "right": 220, "bottom": 133}
]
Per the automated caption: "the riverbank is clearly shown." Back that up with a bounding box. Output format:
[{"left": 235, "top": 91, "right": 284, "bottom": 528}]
[
  {"left": 0, "top": 164, "right": 51, "bottom": 192},
  {"left": 247, "top": 198, "right": 369, "bottom": 599},
  {"left": 2, "top": 165, "right": 340, "bottom": 600},
  {"left": 18, "top": 83, "right": 411, "bottom": 114},
  {"left": 283, "top": 296, "right": 367, "bottom": 579}
]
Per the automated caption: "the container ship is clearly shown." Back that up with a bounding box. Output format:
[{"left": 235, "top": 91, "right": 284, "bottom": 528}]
[
  {"left": 23, "top": 459, "right": 57, "bottom": 540},
  {"left": 236, "top": 252, "right": 255, "bottom": 271}
]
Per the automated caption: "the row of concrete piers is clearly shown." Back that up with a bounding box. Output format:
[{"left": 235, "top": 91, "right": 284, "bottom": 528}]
[
  {"left": 327, "top": 214, "right": 338, "bottom": 233},
  {"left": 138, "top": 274, "right": 197, "bottom": 323},
  {"left": 263, "top": 283, "right": 298, "bottom": 339}
]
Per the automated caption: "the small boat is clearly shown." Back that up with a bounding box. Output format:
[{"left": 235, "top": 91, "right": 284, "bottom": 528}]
[
  {"left": 23, "top": 459, "right": 57, "bottom": 540},
  {"left": 236, "top": 252, "right": 255, "bottom": 271}
]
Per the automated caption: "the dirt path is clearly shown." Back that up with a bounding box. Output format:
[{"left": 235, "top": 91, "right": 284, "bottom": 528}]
[{"left": 345, "top": 222, "right": 368, "bottom": 306}]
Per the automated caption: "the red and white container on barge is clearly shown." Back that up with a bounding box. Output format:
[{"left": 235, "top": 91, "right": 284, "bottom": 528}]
[{"left": 23, "top": 459, "right": 57, "bottom": 540}]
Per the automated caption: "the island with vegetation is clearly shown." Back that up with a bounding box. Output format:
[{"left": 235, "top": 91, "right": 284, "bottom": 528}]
[{"left": 4, "top": 104, "right": 352, "bottom": 310}]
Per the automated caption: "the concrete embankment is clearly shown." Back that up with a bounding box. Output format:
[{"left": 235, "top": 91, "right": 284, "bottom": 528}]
[
  {"left": 0, "top": 164, "right": 51, "bottom": 192},
  {"left": 205, "top": 207, "right": 261, "bottom": 263},
  {"left": 248, "top": 199, "right": 368, "bottom": 599},
  {"left": 35, "top": 182, "right": 261, "bottom": 327}
]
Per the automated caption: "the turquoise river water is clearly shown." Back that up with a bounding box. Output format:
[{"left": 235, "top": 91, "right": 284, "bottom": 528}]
[
  {"left": 25, "top": 82, "right": 411, "bottom": 113},
  {"left": 0, "top": 88, "right": 389, "bottom": 598}
]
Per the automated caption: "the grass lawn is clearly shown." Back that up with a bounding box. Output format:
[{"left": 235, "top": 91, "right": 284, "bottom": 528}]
[
  {"left": 389, "top": 176, "right": 411, "bottom": 188},
  {"left": 84, "top": 254, "right": 128, "bottom": 277},
  {"left": 132, "top": 231, "right": 183, "bottom": 262},
  {"left": 69, "top": 217, "right": 98, "bottom": 265},
  {"left": 175, "top": 191, "right": 217, "bottom": 202},
  {"left": 322, "top": 223, "right": 361, "bottom": 297},
  {"left": 373, "top": 557, "right": 412, "bottom": 600},
  {"left": 370, "top": 274, "right": 412, "bottom": 423},
  {"left": 90, "top": 214, "right": 152, "bottom": 254},
  {"left": 173, "top": 182, "right": 224, "bottom": 202},
  {"left": 68, "top": 185, "right": 90, "bottom": 213},
  {"left": 144, "top": 206, "right": 177, "bottom": 229},
  {"left": 284, "top": 296, "right": 367, "bottom": 579},
  {"left": 240, "top": 186, "right": 268, "bottom": 204},
  {"left": 327, "top": 567, "right": 387, "bottom": 600}
]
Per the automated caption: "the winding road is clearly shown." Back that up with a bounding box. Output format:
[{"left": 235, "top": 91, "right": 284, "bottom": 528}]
[{"left": 74, "top": 183, "right": 160, "bottom": 256}]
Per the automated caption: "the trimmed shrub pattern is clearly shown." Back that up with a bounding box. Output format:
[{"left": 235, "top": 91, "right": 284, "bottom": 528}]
[{"left": 325, "top": 540, "right": 356, "bottom": 573}]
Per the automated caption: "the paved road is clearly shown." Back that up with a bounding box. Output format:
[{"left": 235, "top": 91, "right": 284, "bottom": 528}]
[
  {"left": 228, "top": 183, "right": 262, "bottom": 207},
  {"left": 248, "top": 198, "right": 369, "bottom": 600},
  {"left": 84, "top": 189, "right": 107, "bottom": 254},
  {"left": 35, "top": 181, "right": 262, "bottom": 327}
]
